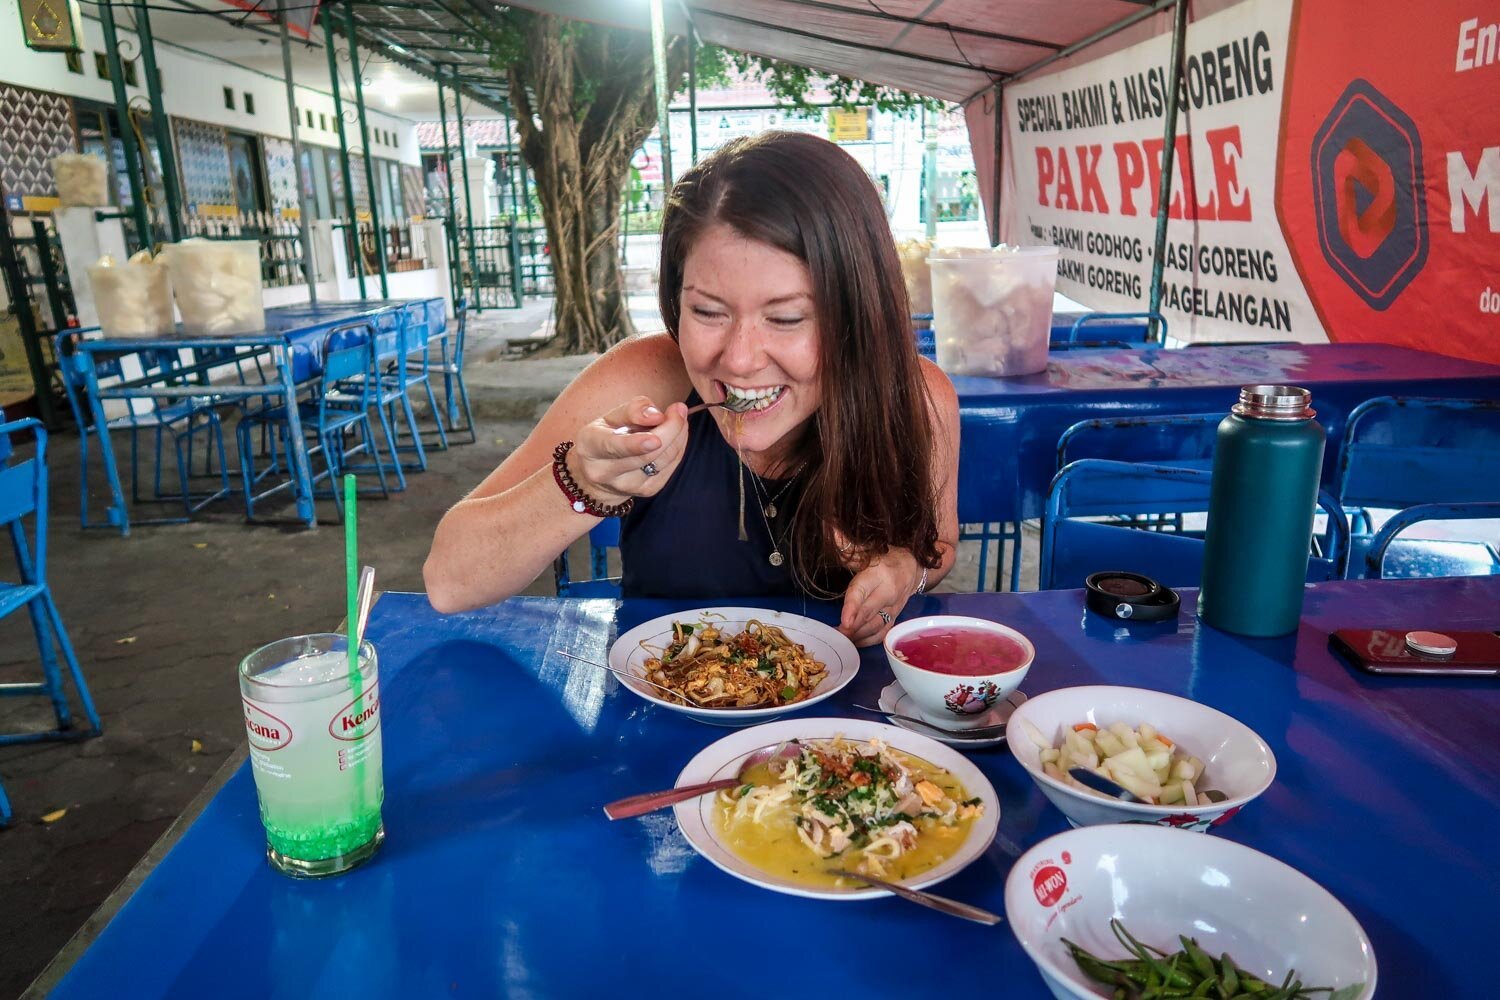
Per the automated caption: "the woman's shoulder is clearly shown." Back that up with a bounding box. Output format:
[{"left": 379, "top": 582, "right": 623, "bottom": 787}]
[
  {"left": 561, "top": 332, "right": 692, "bottom": 410},
  {"left": 917, "top": 356, "right": 958, "bottom": 411}
]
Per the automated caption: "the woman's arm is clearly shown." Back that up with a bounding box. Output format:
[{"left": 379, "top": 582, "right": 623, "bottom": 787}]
[
  {"left": 838, "top": 359, "right": 960, "bottom": 645},
  {"left": 423, "top": 334, "right": 693, "bottom": 612}
]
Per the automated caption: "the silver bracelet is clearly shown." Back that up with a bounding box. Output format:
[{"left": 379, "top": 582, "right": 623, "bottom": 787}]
[{"left": 916, "top": 565, "right": 929, "bottom": 595}]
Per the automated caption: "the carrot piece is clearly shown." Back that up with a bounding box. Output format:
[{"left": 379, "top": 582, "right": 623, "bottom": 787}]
[
  {"left": 1156, "top": 732, "right": 1175, "bottom": 747},
  {"left": 1073, "top": 723, "right": 1098, "bottom": 733}
]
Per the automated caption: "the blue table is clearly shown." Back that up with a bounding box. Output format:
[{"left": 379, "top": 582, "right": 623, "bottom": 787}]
[
  {"left": 37, "top": 577, "right": 1500, "bottom": 997},
  {"left": 956, "top": 342, "right": 1500, "bottom": 523},
  {"left": 72, "top": 300, "right": 415, "bottom": 532}
]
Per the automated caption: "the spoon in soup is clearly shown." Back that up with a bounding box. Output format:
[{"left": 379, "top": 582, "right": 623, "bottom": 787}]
[{"left": 602, "top": 741, "right": 802, "bottom": 821}]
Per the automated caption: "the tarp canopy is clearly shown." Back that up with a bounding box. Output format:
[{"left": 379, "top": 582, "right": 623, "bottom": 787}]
[
  {"left": 491, "top": 0, "right": 1181, "bottom": 241},
  {"left": 497, "top": 1, "right": 1167, "bottom": 104}
]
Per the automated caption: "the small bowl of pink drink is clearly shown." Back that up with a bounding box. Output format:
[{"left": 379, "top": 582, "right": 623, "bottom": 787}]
[{"left": 883, "top": 616, "right": 1035, "bottom": 730}]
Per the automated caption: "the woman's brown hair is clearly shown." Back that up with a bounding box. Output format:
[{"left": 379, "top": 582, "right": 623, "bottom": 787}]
[{"left": 658, "top": 131, "right": 942, "bottom": 593}]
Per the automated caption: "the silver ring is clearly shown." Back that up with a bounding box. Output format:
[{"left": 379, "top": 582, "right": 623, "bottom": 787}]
[
  {"left": 877, "top": 610, "right": 892, "bottom": 626},
  {"left": 641, "top": 462, "right": 660, "bottom": 477}
]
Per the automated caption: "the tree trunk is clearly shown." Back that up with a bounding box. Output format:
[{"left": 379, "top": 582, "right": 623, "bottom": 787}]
[{"left": 505, "top": 14, "right": 683, "bottom": 354}]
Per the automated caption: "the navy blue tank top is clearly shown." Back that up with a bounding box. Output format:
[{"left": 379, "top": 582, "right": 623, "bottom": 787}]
[{"left": 620, "top": 395, "right": 811, "bottom": 599}]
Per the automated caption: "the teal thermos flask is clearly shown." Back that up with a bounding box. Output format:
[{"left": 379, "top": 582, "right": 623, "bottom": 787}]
[{"left": 1198, "top": 385, "right": 1326, "bottom": 636}]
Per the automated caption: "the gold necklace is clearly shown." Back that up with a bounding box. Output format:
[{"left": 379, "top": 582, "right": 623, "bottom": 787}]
[{"left": 737, "top": 459, "right": 804, "bottom": 568}]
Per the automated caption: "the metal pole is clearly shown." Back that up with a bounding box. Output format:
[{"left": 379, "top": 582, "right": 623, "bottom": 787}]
[
  {"left": 97, "top": 2, "right": 153, "bottom": 250},
  {"left": 0, "top": 220, "right": 58, "bottom": 427},
  {"left": 990, "top": 85, "right": 1003, "bottom": 247},
  {"left": 453, "top": 74, "right": 480, "bottom": 313},
  {"left": 649, "top": 0, "right": 673, "bottom": 188},
  {"left": 436, "top": 65, "right": 461, "bottom": 306},
  {"left": 503, "top": 104, "right": 520, "bottom": 218},
  {"left": 687, "top": 28, "right": 698, "bottom": 165},
  {"left": 1147, "top": 0, "right": 1190, "bottom": 343},
  {"left": 131, "top": 0, "right": 182, "bottom": 242},
  {"left": 278, "top": 0, "right": 317, "bottom": 302},
  {"left": 323, "top": 9, "right": 365, "bottom": 297},
  {"left": 923, "top": 106, "right": 938, "bottom": 240},
  {"left": 343, "top": 0, "right": 388, "bottom": 298}
]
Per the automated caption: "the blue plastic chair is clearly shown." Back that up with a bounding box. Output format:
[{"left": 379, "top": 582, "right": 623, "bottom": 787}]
[
  {"left": 1040, "top": 459, "right": 1349, "bottom": 591},
  {"left": 1, "top": 419, "right": 103, "bottom": 825},
  {"left": 1336, "top": 396, "right": 1500, "bottom": 578},
  {"left": 554, "top": 519, "right": 622, "bottom": 597},
  {"left": 236, "top": 326, "right": 391, "bottom": 521},
  {"left": 410, "top": 297, "right": 476, "bottom": 445},
  {"left": 54, "top": 332, "right": 232, "bottom": 529}
]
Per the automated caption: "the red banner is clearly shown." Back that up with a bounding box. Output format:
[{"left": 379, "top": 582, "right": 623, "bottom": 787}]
[
  {"left": 1276, "top": 0, "right": 1500, "bottom": 364},
  {"left": 218, "top": 1, "right": 321, "bottom": 40}
]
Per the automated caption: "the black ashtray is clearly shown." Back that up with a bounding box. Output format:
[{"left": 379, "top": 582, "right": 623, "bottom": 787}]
[{"left": 1085, "top": 571, "right": 1181, "bottom": 623}]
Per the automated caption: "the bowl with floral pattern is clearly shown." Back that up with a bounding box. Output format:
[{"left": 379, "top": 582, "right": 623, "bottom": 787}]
[{"left": 883, "top": 615, "right": 1034, "bottom": 730}]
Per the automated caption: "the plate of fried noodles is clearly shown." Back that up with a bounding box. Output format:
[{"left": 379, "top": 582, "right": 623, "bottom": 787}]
[{"left": 607, "top": 608, "right": 860, "bottom": 726}]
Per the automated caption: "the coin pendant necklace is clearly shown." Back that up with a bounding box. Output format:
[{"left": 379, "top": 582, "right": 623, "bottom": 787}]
[{"left": 743, "top": 461, "right": 803, "bottom": 567}]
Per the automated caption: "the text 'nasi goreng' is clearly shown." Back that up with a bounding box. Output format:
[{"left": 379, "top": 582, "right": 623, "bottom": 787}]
[{"left": 719, "top": 738, "right": 983, "bottom": 880}]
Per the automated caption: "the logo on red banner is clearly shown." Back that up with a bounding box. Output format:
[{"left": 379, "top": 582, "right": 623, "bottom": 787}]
[{"left": 1310, "top": 80, "right": 1428, "bottom": 310}]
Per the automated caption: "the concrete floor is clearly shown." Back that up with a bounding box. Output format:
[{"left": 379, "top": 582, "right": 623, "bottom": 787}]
[{"left": 0, "top": 310, "right": 1033, "bottom": 997}]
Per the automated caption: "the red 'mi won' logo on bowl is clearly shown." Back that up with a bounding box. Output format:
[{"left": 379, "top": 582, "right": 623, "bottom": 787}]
[
  {"left": 243, "top": 700, "right": 292, "bottom": 752},
  {"left": 330, "top": 683, "right": 380, "bottom": 742},
  {"left": 1033, "top": 864, "right": 1068, "bottom": 907}
]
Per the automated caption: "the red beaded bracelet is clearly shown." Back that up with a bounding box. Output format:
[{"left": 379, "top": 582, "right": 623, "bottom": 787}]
[{"left": 552, "top": 441, "right": 635, "bottom": 518}]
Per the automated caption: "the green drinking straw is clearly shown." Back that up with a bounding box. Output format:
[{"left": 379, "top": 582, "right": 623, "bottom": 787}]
[{"left": 344, "top": 473, "right": 362, "bottom": 695}]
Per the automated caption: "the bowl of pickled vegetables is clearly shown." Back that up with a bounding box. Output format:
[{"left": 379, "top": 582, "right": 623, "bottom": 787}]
[{"left": 1004, "top": 685, "right": 1275, "bottom": 831}]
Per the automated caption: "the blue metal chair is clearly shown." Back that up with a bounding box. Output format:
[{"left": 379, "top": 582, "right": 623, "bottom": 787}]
[
  {"left": 1, "top": 419, "right": 103, "bottom": 825},
  {"left": 553, "top": 519, "right": 622, "bottom": 597},
  {"left": 1336, "top": 396, "right": 1500, "bottom": 577},
  {"left": 54, "top": 332, "right": 233, "bottom": 529},
  {"left": 1057, "top": 411, "right": 1224, "bottom": 533},
  {"left": 1052, "top": 311, "right": 1163, "bottom": 348},
  {"left": 374, "top": 305, "right": 444, "bottom": 474},
  {"left": 410, "top": 296, "right": 476, "bottom": 444},
  {"left": 1040, "top": 459, "right": 1349, "bottom": 591},
  {"left": 236, "top": 325, "right": 391, "bottom": 521},
  {"left": 1349, "top": 503, "right": 1500, "bottom": 579}
]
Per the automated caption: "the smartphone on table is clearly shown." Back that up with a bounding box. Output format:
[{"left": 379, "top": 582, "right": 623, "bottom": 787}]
[{"left": 1329, "top": 628, "right": 1500, "bottom": 677}]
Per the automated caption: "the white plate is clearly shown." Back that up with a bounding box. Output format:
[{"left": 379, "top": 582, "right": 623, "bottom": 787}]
[
  {"left": 608, "top": 607, "right": 859, "bottom": 726},
  {"left": 672, "top": 717, "right": 1000, "bottom": 899},
  {"left": 878, "top": 679, "right": 1026, "bottom": 748}
]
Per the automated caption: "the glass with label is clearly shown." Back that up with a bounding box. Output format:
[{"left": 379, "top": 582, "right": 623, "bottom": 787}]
[{"left": 239, "top": 633, "right": 384, "bottom": 878}]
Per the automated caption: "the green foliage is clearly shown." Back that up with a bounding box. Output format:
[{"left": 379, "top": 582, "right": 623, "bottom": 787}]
[{"left": 695, "top": 45, "right": 942, "bottom": 115}]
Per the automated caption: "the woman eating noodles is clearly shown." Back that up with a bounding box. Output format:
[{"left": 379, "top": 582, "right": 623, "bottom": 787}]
[{"left": 424, "top": 131, "right": 959, "bottom": 647}]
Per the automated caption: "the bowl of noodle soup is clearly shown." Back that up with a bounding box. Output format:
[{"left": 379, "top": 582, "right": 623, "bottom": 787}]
[
  {"left": 673, "top": 718, "right": 999, "bottom": 899},
  {"left": 608, "top": 607, "right": 861, "bottom": 726}
]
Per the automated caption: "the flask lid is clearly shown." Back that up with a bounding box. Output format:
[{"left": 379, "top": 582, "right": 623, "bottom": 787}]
[{"left": 1233, "top": 384, "right": 1315, "bottom": 420}]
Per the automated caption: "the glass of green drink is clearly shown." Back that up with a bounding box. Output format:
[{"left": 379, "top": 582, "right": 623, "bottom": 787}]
[{"left": 239, "top": 633, "right": 384, "bottom": 878}]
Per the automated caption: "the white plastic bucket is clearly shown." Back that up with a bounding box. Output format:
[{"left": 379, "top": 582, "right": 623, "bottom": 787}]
[
  {"left": 160, "top": 239, "right": 265, "bottom": 336},
  {"left": 928, "top": 246, "right": 1059, "bottom": 377}
]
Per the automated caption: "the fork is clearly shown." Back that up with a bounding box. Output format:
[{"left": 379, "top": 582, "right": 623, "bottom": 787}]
[{"left": 617, "top": 397, "right": 755, "bottom": 435}]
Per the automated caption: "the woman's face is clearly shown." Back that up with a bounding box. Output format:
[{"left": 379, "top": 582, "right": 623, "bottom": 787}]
[{"left": 677, "top": 223, "right": 821, "bottom": 465}]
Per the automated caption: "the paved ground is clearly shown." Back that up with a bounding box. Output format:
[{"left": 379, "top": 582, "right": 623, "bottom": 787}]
[{"left": 0, "top": 307, "right": 1032, "bottom": 997}]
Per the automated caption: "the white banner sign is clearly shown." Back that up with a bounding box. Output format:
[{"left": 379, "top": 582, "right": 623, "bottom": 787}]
[{"left": 1005, "top": 0, "right": 1321, "bottom": 342}]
